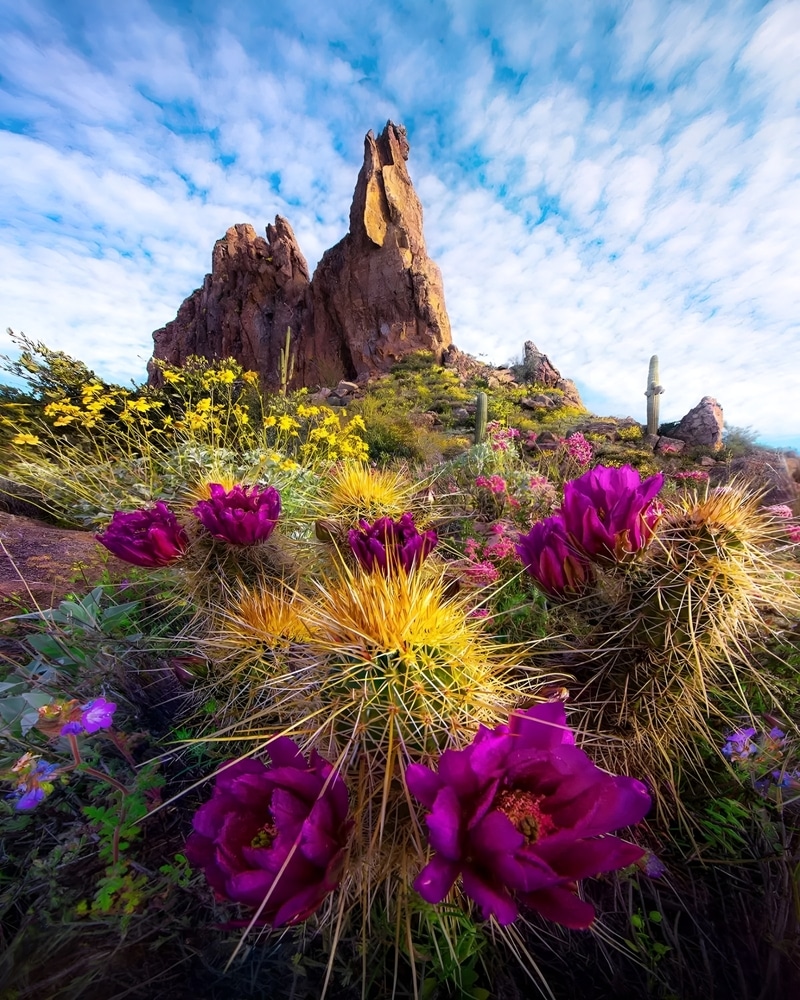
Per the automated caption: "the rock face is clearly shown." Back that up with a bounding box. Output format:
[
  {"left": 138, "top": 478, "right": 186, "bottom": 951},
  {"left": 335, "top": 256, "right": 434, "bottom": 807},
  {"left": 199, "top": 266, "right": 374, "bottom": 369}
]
[
  {"left": 714, "top": 452, "right": 800, "bottom": 507},
  {"left": 306, "top": 122, "right": 452, "bottom": 383},
  {"left": 149, "top": 219, "right": 311, "bottom": 386},
  {"left": 521, "top": 341, "right": 583, "bottom": 409},
  {"left": 149, "top": 122, "right": 452, "bottom": 389},
  {"left": 671, "top": 396, "right": 724, "bottom": 451}
]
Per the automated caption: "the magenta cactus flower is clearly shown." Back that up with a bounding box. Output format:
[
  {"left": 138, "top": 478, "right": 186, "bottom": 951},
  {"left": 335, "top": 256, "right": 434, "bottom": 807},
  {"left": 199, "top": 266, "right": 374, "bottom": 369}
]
[
  {"left": 185, "top": 739, "right": 352, "bottom": 926},
  {"left": 348, "top": 513, "right": 438, "bottom": 575},
  {"left": 516, "top": 516, "right": 593, "bottom": 597},
  {"left": 193, "top": 483, "right": 281, "bottom": 546},
  {"left": 407, "top": 702, "right": 651, "bottom": 928},
  {"left": 560, "top": 465, "right": 664, "bottom": 562},
  {"left": 96, "top": 502, "right": 188, "bottom": 567}
]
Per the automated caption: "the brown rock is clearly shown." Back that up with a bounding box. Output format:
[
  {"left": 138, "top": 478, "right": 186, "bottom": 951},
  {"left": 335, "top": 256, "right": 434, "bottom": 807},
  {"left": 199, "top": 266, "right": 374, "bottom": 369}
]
[
  {"left": 308, "top": 122, "right": 452, "bottom": 381},
  {"left": 149, "top": 218, "right": 312, "bottom": 389},
  {"left": 671, "top": 396, "right": 724, "bottom": 451},
  {"left": 150, "top": 122, "right": 452, "bottom": 390},
  {"left": 715, "top": 451, "right": 800, "bottom": 506},
  {"left": 521, "top": 341, "right": 583, "bottom": 408},
  {"left": 655, "top": 436, "right": 686, "bottom": 455}
]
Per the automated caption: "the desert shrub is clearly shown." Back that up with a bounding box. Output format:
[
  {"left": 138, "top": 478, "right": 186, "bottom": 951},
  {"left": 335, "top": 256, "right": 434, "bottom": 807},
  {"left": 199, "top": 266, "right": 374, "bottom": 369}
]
[
  {"left": 361, "top": 414, "right": 421, "bottom": 463},
  {"left": 721, "top": 425, "right": 762, "bottom": 458}
]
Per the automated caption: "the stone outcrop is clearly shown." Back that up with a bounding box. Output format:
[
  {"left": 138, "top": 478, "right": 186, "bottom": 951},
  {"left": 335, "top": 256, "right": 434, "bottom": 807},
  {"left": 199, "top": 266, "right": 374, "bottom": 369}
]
[
  {"left": 521, "top": 341, "right": 583, "bottom": 409},
  {"left": 149, "top": 122, "right": 452, "bottom": 390},
  {"left": 671, "top": 396, "right": 724, "bottom": 451},
  {"left": 306, "top": 122, "right": 452, "bottom": 383},
  {"left": 711, "top": 451, "right": 800, "bottom": 507},
  {"left": 149, "top": 219, "right": 312, "bottom": 386}
]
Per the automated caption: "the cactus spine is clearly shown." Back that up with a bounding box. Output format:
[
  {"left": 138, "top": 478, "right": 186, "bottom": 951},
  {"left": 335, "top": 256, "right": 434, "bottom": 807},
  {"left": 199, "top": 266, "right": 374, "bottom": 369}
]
[
  {"left": 645, "top": 355, "right": 663, "bottom": 436},
  {"left": 279, "top": 327, "right": 295, "bottom": 397},
  {"left": 474, "top": 391, "right": 488, "bottom": 444}
]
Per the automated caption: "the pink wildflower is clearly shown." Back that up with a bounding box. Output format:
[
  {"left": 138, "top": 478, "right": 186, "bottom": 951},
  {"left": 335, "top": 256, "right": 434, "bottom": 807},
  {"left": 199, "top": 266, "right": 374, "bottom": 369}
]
[
  {"left": 462, "top": 561, "right": 501, "bottom": 586},
  {"left": 764, "top": 505, "right": 793, "bottom": 519}
]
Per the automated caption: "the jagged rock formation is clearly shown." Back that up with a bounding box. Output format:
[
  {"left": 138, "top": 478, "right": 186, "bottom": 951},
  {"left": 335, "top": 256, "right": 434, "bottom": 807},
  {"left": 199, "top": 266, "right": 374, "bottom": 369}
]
[
  {"left": 520, "top": 341, "right": 583, "bottom": 409},
  {"left": 671, "top": 396, "right": 725, "bottom": 451},
  {"left": 149, "top": 122, "right": 452, "bottom": 389},
  {"left": 305, "top": 123, "right": 451, "bottom": 383},
  {"left": 149, "top": 219, "right": 311, "bottom": 385}
]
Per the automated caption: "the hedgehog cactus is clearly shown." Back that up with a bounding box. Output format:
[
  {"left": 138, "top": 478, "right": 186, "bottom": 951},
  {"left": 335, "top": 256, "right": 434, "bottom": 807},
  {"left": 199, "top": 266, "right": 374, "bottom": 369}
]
[
  {"left": 474, "top": 391, "right": 488, "bottom": 444},
  {"left": 645, "top": 355, "right": 663, "bottom": 436}
]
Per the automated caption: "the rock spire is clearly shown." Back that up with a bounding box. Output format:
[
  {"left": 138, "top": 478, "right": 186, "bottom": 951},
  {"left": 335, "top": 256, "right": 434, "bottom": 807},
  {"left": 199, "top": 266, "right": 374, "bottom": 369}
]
[{"left": 149, "top": 122, "right": 452, "bottom": 389}]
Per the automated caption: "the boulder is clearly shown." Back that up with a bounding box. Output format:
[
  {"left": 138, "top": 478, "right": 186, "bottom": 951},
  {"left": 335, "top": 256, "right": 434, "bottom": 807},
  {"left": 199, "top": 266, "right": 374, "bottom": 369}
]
[
  {"left": 716, "top": 452, "right": 800, "bottom": 506},
  {"left": 655, "top": 436, "right": 686, "bottom": 455},
  {"left": 671, "top": 396, "right": 724, "bottom": 451}
]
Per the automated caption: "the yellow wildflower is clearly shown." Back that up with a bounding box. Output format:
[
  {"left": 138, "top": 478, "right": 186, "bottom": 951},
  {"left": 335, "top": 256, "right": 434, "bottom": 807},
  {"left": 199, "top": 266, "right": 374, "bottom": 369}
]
[
  {"left": 242, "top": 371, "right": 260, "bottom": 386},
  {"left": 217, "top": 369, "right": 236, "bottom": 385},
  {"left": 11, "top": 432, "right": 40, "bottom": 446},
  {"left": 263, "top": 415, "right": 277, "bottom": 428},
  {"left": 278, "top": 415, "right": 299, "bottom": 433},
  {"left": 163, "top": 370, "right": 183, "bottom": 385},
  {"left": 195, "top": 398, "right": 212, "bottom": 413}
]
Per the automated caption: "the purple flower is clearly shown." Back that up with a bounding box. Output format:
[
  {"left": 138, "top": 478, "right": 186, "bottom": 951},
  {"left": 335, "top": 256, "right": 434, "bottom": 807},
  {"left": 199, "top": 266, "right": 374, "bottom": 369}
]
[
  {"left": 185, "top": 739, "right": 352, "bottom": 926},
  {"left": 9, "top": 758, "right": 59, "bottom": 811},
  {"left": 59, "top": 721, "right": 84, "bottom": 736},
  {"left": 96, "top": 502, "right": 189, "bottom": 567},
  {"left": 560, "top": 465, "right": 664, "bottom": 562},
  {"left": 348, "top": 513, "right": 438, "bottom": 575},
  {"left": 193, "top": 483, "right": 281, "bottom": 546},
  {"left": 722, "top": 727, "right": 758, "bottom": 761},
  {"left": 516, "top": 516, "right": 593, "bottom": 597},
  {"left": 407, "top": 703, "right": 651, "bottom": 929},
  {"left": 80, "top": 697, "right": 117, "bottom": 734}
]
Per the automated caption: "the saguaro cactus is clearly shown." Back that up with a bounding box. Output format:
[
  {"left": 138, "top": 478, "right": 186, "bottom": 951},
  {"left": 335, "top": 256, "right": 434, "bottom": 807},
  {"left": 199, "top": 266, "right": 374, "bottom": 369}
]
[
  {"left": 474, "top": 392, "right": 488, "bottom": 445},
  {"left": 279, "top": 327, "right": 295, "bottom": 397},
  {"left": 645, "top": 355, "right": 663, "bottom": 436}
]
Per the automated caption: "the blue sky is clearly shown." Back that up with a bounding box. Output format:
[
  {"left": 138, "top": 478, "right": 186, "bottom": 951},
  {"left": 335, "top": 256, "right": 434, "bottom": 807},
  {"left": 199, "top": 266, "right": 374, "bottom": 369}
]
[{"left": 1, "top": 0, "right": 799, "bottom": 449}]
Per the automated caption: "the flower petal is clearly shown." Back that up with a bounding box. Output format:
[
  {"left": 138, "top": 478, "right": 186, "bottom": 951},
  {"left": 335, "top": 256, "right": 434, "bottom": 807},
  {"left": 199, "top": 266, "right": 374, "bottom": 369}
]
[{"left": 521, "top": 885, "right": 597, "bottom": 929}]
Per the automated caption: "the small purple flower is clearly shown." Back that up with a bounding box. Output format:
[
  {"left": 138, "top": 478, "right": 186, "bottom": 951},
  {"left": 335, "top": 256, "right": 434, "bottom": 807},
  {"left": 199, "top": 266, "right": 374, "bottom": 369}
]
[
  {"left": 560, "top": 465, "right": 664, "bottom": 562},
  {"left": 348, "top": 513, "right": 438, "bottom": 575},
  {"left": 80, "top": 697, "right": 117, "bottom": 734},
  {"left": 185, "top": 739, "right": 352, "bottom": 926},
  {"left": 96, "top": 502, "right": 189, "bottom": 567},
  {"left": 193, "top": 483, "right": 281, "bottom": 546},
  {"left": 59, "top": 721, "right": 84, "bottom": 736},
  {"left": 722, "top": 727, "right": 758, "bottom": 761},
  {"left": 516, "top": 516, "right": 593, "bottom": 598},
  {"left": 641, "top": 852, "right": 666, "bottom": 878},
  {"left": 9, "top": 758, "right": 59, "bottom": 811},
  {"left": 407, "top": 703, "right": 651, "bottom": 928}
]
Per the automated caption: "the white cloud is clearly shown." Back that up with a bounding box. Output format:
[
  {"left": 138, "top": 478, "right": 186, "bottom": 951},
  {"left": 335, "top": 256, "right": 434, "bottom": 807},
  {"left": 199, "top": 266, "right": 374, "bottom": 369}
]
[{"left": 0, "top": 0, "right": 798, "bottom": 449}]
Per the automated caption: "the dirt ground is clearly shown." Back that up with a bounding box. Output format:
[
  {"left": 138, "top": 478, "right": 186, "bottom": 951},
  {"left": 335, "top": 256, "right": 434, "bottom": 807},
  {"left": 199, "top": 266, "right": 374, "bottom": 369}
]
[{"left": 0, "top": 512, "right": 130, "bottom": 660}]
